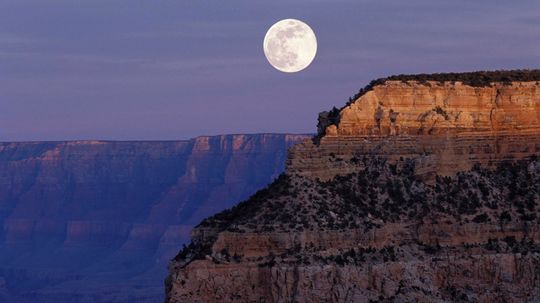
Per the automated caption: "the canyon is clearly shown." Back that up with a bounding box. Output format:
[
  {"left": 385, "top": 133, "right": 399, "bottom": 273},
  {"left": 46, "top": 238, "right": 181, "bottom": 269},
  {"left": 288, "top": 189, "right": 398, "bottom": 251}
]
[
  {"left": 0, "top": 134, "right": 308, "bottom": 302},
  {"left": 167, "top": 71, "right": 540, "bottom": 303}
]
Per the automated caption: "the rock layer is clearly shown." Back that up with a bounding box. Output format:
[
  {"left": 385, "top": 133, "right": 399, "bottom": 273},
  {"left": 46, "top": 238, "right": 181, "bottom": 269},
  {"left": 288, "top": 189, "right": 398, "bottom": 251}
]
[{"left": 288, "top": 81, "right": 540, "bottom": 181}]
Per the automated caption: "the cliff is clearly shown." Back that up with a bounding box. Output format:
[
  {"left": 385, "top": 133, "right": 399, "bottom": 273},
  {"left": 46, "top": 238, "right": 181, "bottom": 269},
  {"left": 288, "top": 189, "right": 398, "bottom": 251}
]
[
  {"left": 290, "top": 78, "right": 540, "bottom": 181},
  {"left": 167, "top": 71, "right": 540, "bottom": 303},
  {"left": 0, "top": 134, "right": 309, "bottom": 302}
]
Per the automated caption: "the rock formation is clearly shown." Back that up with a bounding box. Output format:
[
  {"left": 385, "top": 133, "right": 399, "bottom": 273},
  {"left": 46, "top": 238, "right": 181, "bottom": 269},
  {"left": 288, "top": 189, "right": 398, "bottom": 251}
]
[
  {"left": 290, "top": 79, "right": 540, "bottom": 181},
  {"left": 0, "top": 134, "right": 308, "bottom": 302},
  {"left": 166, "top": 70, "right": 540, "bottom": 303}
]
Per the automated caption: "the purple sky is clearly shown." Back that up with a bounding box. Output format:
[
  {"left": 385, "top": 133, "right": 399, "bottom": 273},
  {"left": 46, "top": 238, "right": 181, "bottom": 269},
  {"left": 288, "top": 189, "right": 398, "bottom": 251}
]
[{"left": 2, "top": 0, "right": 540, "bottom": 141}]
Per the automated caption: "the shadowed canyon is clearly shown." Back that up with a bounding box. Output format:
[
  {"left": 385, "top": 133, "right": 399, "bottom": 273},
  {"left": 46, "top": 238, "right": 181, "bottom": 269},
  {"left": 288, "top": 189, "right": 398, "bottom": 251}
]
[{"left": 0, "top": 134, "right": 309, "bottom": 302}]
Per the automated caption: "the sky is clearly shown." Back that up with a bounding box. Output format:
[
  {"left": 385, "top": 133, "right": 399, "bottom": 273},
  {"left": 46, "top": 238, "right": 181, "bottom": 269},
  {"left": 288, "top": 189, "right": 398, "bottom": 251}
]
[{"left": 1, "top": 0, "right": 540, "bottom": 141}]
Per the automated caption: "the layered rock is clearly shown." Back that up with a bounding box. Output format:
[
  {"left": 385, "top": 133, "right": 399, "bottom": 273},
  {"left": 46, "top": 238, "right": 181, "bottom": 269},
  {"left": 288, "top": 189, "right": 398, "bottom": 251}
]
[
  {"left": 0, "top": 134, "right": 308, "bottom": 302},
  {"left": 289, "top": 80, "right": 540, "bottom": 181},
  {"left": 167, "top": 71, "right": 540, "bottom": 303}
]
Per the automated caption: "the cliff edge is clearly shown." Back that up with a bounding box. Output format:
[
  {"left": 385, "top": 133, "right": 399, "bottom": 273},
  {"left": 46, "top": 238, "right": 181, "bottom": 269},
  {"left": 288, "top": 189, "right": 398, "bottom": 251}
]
[{"left": 166, "top": 70, "right": 540, "bottom": 303}]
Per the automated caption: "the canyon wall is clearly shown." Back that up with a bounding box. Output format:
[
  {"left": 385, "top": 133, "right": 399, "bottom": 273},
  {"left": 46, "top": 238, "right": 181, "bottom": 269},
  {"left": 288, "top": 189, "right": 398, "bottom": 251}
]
[
  {"left": 0, "top": 134, "right": 308, "bottom": 302},
  {"left": 168, "top": 74, "right": 540, "bottom": 303},
  {"left": 288, "top": 81, "right": 540, "bottom": 181}
]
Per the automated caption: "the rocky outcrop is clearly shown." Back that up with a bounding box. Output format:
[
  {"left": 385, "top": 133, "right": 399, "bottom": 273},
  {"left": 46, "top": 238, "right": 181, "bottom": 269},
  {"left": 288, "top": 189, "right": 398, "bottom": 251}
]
[
  {"left": 167, "top": 71, "right": 540, "bottom": 303},
  {"left": 0, "top": 134, "right": 308, "bottom": 302},
  {"left": 289, "top": 80, "right": 540, "bottom": 181}
]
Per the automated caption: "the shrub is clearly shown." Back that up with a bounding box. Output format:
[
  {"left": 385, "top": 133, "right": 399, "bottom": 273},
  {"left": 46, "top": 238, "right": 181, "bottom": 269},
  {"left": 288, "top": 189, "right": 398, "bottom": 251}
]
[{"left": 472, "top": 213, "right": 489, "bottom": 223}]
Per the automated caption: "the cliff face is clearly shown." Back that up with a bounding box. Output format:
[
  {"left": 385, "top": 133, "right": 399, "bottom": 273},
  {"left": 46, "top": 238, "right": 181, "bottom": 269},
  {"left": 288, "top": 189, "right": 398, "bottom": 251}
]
[
  {"left": 167, "top": 73, "right": 540, "bottom": 303},
  {"left": 0, "top": 134, "right": 308, "bottom": 302},
  {"left": 289, "top": 81, "right": 540, "bottom": 181}
]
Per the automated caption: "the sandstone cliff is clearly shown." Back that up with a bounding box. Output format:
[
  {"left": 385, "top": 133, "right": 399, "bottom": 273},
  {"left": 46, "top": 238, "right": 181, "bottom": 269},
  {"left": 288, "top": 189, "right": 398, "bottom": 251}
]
[
  {"left": 290, "top": 78, "right": 540, "bottom": 181},
  {"left": 167, "top": 71, "right": 540, "bottom": 303},
  {"left": 0, "top": 134, "right": 308, "bottom": 302}
]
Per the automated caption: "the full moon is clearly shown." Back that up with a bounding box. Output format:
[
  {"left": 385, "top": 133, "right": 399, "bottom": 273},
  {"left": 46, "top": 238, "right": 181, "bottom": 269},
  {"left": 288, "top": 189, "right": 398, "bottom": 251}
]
[{"left": 263, "top": 19, "right": 317, "bottom": 73}]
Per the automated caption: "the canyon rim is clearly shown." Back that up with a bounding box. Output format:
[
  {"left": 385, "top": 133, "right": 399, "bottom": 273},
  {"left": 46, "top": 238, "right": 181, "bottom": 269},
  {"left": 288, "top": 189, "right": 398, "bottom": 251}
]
[{"left": 166, "top": 70, "right": 540, "bottom": 303}]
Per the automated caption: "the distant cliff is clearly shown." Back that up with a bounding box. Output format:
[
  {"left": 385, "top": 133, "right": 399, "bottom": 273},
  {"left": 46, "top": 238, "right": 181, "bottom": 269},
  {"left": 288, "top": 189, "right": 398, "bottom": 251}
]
[
  {"left": 0, "top": 134, "right": 309, "bottom": 302},
  {"left": 167, "top": 71, "right": 540, "bottom": 303}
]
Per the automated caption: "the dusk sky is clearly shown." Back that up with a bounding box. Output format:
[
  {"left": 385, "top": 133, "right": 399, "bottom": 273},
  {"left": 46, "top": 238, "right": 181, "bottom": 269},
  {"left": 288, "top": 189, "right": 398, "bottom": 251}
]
[{"left": 2, "top": 0, "right": 540, "bottom": 141}]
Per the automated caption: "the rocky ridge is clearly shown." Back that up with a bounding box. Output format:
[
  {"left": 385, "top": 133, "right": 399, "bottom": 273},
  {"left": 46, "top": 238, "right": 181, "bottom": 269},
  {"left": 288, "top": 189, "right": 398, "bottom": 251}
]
[{"left": 166, "top": 70, "right": 540, "bottom": 303}]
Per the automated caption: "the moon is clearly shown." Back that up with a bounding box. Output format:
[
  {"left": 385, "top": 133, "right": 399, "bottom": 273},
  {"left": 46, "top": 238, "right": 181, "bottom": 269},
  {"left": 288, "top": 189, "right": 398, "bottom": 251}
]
[{"left": 263, "top": 19, "right": 317, "bottom": 73}]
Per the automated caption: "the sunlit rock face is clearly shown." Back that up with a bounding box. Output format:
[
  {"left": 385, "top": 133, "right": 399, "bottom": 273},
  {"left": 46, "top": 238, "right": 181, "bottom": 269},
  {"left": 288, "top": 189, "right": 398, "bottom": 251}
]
[
  {"left": 332, "top": 81, "right": 540, "bottom": 136},
  {"left": 288, "top": 81, "right": 540, "bottom": 181},
  {"left": 167, "top": 73, "right": 540, "bottom": 303},
  {"left": 0, "top": 134, "right": 308, "bottom": 302}
]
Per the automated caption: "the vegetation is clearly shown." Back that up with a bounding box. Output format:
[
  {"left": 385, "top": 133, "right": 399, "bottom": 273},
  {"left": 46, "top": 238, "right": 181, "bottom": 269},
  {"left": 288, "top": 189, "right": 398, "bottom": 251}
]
[
  {"left": 177, "top": 157, "right": 540, "bottom": 262},
  {"left": 384, "top": 69, "right": 540, "bottom": 86},
  {"left": 197, "top": 173, "right": 293, "bottom": 230},
  {"left": 196, "top": 157, "right": 539, "bottom": 233}
]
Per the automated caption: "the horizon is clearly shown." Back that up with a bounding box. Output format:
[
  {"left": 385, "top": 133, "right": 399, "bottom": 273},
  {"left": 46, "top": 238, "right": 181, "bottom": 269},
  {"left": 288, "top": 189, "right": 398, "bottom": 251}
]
[
  {"left": 0, "top": 131, "right": 314, "bottom": 143},
  {"left": 2, "top": 0, "right": 540, "bottom": 141},
  {"left": 4, "top": 67, "right": 540, "bottom": 143}
]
